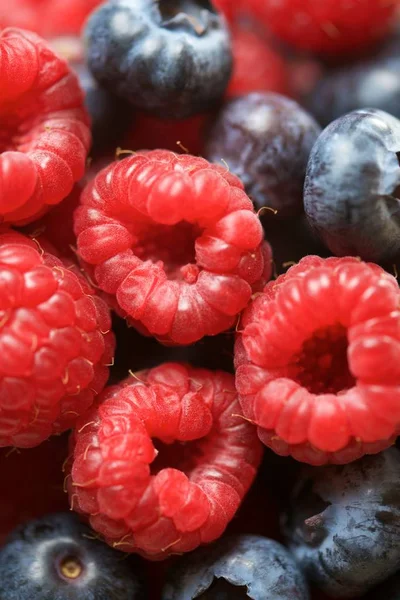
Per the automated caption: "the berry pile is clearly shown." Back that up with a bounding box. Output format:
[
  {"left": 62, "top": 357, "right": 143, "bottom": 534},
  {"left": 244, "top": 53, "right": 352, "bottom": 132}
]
[{"left": 1, "top": 1, "right": 400, "bottom": 599}]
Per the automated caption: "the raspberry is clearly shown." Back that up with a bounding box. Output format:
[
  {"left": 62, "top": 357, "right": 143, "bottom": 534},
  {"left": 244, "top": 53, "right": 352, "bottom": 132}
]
[
  {"left": 235, "top": 256, "right": 400, "bottom": 465},
  {"left": 67, "top": 362, "right": 262, "bottom": 560},
  {"left": 0, "top": 434, "right": 69, "bottom": 544},
  {"left": 0, "top": 1, "right": 103, "bottom": 37},
  {"left": 0, "top": 230, "right": 115, "bottom": 448},
  {"left": 248, "top": 0, "right": 398, "bottom": 56},
  {"left": 227, "top": 27, "right": 289, "bottom": 98},
  {"left": 0, "top": 28, "right": 91, "bottom": 225},
  {"left": 213, "top": 0, "right": 238, "bottom": 22},
  {"left": 74, "top": 150, "right": 272, "bottom": 345}
]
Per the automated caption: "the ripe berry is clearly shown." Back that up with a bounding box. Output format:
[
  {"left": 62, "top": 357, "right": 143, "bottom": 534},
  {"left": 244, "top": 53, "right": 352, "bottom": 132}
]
[
  {"left": 206, "top": 93, "right": 321, "bottom": 215},
  {"left": 285, "top": 448, "right": 400, "bottom": 597},
  {"left": 67, "top": 362, "right": 262, "bottom": 560},
  {"left": 0, "top": 28, "right": 91, "bottom": 225},
  {"left": 0, "top": 0, "right": 102, "bottom": 37},
  {"left": 0, "top": 513, "right": 144, "bottom": 599},
  {"left": 74, "top": 150, "right": 272, "bottom": 345},
  {"left": 227, "top": 27, "right": 289, "bottom": 98},
  {"left": 235, "top": 255, "right": 400, "bottom": 465},
  {"left": 162, "top": 534, "right": 309, "bottom": 599},
  {"left": 304, "top": 34, "right": 400, "bottom": 126},
  {"left": 304, "top": 108, "right": 400, "bottom": 263},
  {"left": 84, "top": 0, "right": 233, "bottom": 119},
  {"left": 0, "top": 230, "right": 115, "bottom": 448},
  {"left": 247, "top": 0, "right": 399, "bottom": 56},
  {"left": 366, "top": 571, "right": 400, "bottom": 600}
]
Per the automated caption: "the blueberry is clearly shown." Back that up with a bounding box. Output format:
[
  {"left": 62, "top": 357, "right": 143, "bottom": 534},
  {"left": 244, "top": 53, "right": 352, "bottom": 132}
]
[
  {"left": 162, "top": 534, "right": 309, "bottom": 599},
  {"left": 73, "top": 62, "right": 132, "bottom": 153},
  {"left": 304, "top": 44, "right": 400, "bottom": 127},
  {"left": 84, "top": 0, "right": 232, "bottom": 119},
  {"left": 304, "top": 108, "right": 400, "bottom": 262},
  {"left": 284, "top": 448, "right": 400, "bottom": 598},
  {"left": 205, "top": 93, "right": 321, "bottom": 216},
  {"left": 0, "top": 513, "right": 144, "bottom": 599}
]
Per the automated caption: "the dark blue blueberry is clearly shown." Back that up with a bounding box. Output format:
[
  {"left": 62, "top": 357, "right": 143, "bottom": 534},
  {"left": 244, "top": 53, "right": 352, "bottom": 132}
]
[
  {"left": 162, "top": 534, "right": 309, "bottom": 599},
  {"left": 0, "top": 513, "right": 144, "bottom": 599},
  {"left": 73, "top": 62, "right": 132, "bottom": 153},
  {"left": 84, "top": 0, "right": 232, "bottom": 119},
  {"left": 205, "top": 93, "right": 321, "bottom": 216},
  {"left": 304, "top": 108, "right": 400, "bottom": 262},
  {"left": 284, "top": 448, "right": 400, "bottom": 598}
]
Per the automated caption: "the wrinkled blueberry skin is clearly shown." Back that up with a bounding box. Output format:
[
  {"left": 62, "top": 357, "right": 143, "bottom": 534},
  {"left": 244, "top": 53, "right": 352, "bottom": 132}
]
[
  {"left": 285, "top": 448, "right": 400, "bottom": 598},
  {"left": 73, "top": 63, "right": 132, "bottom": 152},
  {"left": 305, "top": 52, "right": 400, "bottom": 127},
  {"left": 205, "top": 93, "right": 321, "bottom": 216},
  {"left": 304, "top": 108, "right": 400, "bottom": 262},
  {"left": 0, "top": 513, "right": 144, "bottom": 600},
  {"left": 162, "top": 534, "right": 309, "bottom": 600},
  {"left": 84, "top": 0, "right": 232, "bottom": 119}
]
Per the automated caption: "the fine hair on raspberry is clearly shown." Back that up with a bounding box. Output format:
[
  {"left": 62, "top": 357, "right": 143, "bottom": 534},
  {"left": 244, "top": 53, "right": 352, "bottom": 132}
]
[
  {"left": 235, "top": 256, "right": 400, "bottom": 465},
  {"left": 0, "top": 230, "right": 114, "bottom": 448},
  {"left": 0, "top": 28, "right": 91, "bottom": 225},
  {"left": 74, "top": 150, "right": 271, "bottom": 345},
  {"left": 67, "top": 362, "right": 262, "bottom": 559}
]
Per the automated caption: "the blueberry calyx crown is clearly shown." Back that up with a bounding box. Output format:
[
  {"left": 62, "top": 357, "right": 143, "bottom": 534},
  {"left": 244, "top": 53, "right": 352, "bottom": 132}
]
[{"left": 158, "top": 0, "right": 217, "bottom": 35}]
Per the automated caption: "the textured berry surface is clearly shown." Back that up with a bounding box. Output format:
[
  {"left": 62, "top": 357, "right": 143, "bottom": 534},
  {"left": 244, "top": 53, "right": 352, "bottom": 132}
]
[
  {"left": 0, "top": 434, "right": 69, "bottom": 544},
  {"left": 0, "top": 230, "right": 114, "bottom": 448},
  {"left": 206, "top": 93, "right": 321, "bottom": 215},
  {"left": 67, "top": 363, "right": 262, "bottom": 560},
  {"left": 163, "top": 534, "right": 309, "bottom": 599},
  {"left": 285, "top": 448, "right": 400, "bottom": 597},
  {"left": 247, "top": 0, "right": 399, "bottom": 56},
  {"left": 235, "top": 255, "right": 400, "bottom": 465},
  {"left": 74, "top": 150, "right": 272, "bottom": 345},
  {"left": 0, "top": 28, "right": 91, "bottom": 225},
  {"left": 0, "top": 0, "right": 103, "bottom": 37},
  {"left": 85, "top": 0, "right": 233, "bottom": 119},
  {"left": 0, "top": 513, "right": 144, "bottom": 599},
  {"left": 227, "top": 27, "right": 289, "bottom": 99},
  {"left": 304, "top": 108, "right": 400, "bottom": 263}
]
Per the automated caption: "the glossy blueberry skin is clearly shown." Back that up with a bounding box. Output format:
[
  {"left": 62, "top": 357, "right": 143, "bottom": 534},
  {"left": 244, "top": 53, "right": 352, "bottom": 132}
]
[
  {"left": 285, "top": 448, "right": 400, "bottom": 598},
  {"left": 205, "top": 93, "right": 321, "bottom": 216},
  {"left": 162, "top": 534, "right": 309, "bottom": 600},
  {"left": 0, "top": 513, "right": 144, "bottom": 599},
  {"left": 304, "top": 108, "right": 400, "bottom": 262},
  {"left": 305, "top": 52, "right": 400, "bottom": 128},
  {"left": 84, "top": 0, "right": 232, "bottom": 119}
]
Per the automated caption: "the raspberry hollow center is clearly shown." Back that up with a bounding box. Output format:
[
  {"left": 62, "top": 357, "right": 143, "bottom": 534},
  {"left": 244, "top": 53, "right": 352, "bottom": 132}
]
[
  {"left": 150, "top": 438, "right": 203, "bottom": 475},
  {"left": 292, "top": 324, "right": 355, "bottom": 395},
  {"left": 135, "top": 220, "right": 201, "bottom": 282}
]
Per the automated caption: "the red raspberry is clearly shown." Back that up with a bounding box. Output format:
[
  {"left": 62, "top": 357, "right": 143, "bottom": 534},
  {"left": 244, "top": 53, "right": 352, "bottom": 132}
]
[
  {"left": 0, "top": 0, "right": 102, "bottom": 37},
  {"left": 0, "top": 433, "right": 69, "bottom": 543},
  {"left": 0, "top": 28, "right": 91, "bottom": 225},
  {"left": 235, "top": 256, "right": 400, "bottom": 465},
  {"left": 227, "top": 26, "right": 289, "bottom": 98},
  {"left": 0, "top": 230, "right": 115, "bottom": 448},
  {"left": 67, "top": 362, "right": 262, "bottom": 560},
  {"left": 74, "top": 150, "right": 272, "bottom": 345},
  {"left": 213, "top": 0, "right": 237, "bottom": 22},
  {"left": 248, "top": 0, "right": 398, "bottom": 56}
]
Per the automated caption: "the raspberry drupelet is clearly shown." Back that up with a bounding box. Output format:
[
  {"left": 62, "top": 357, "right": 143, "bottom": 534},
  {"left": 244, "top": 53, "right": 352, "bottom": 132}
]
[
  {"left": 235, "top": 256, "right": 400, "bottom": 465},
  {"left": 247, "top": 0, "right": 398, "bottom": 56},
  {"left": 0, "top": 230, "right": 114, "bottom": 448},
  {"left": 0, "top": 28, "right": 91, "bottom": 225},
  {"left": 67, "top": 362, "right": 263, "bottom": 560},
  {"left": 74, "top": 150, "right": 272, "bottom": 345}
]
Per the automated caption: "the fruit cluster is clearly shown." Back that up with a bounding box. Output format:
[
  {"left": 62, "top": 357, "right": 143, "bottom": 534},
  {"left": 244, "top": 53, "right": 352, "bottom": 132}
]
[{"left": 1, "top": 1, "right": 400, "bottom": 599}]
